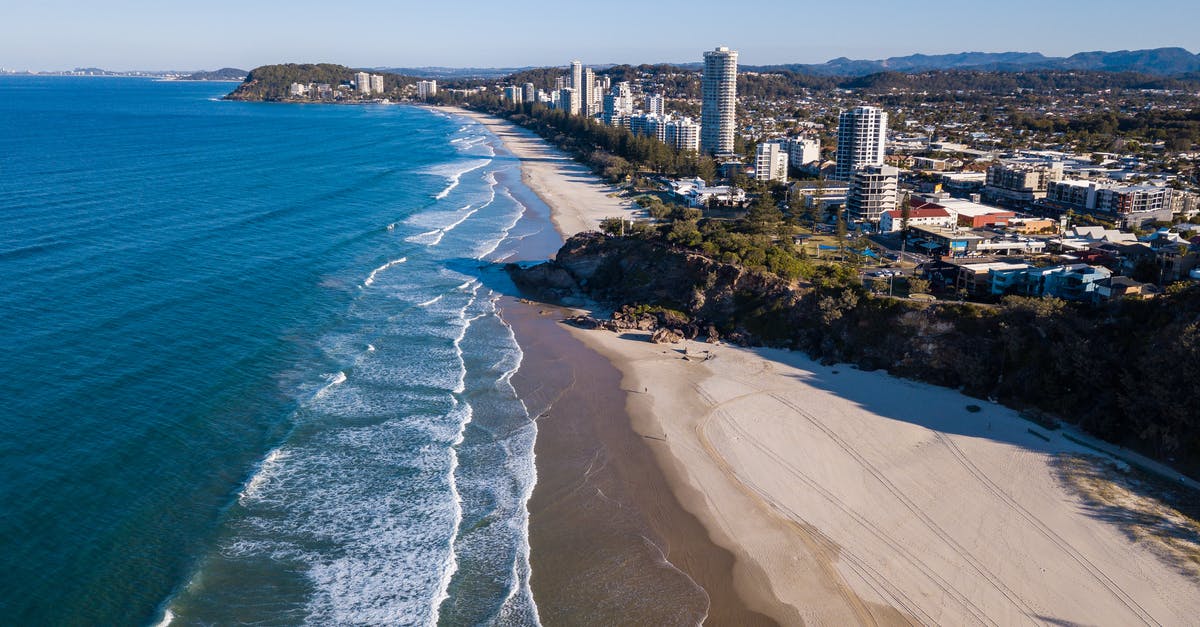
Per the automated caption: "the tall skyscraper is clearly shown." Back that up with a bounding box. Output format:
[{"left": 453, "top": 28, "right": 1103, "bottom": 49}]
[
  {"left": 834, "top": 106, "right": 888, "bottom": 180},
  {"left": 417, "top": 80, "right": 438, "bottom": 99},
  {"left": 369, "top": 74, "right": 384, "bottom": 95},
  {"left": 701, "top": 46, "right": 738, "bottom": 156},
  {"left": 582, "top": 67, "right": 597, "bottom": 116},
  {"left": 355, "top": 71, "right": 371, "bottom": 95},
  {"left": 570, "top": 60, "right": 582, "bottom": 92},
  {"left": 522, "top": 82, "right": 537, "bottom": 104}
]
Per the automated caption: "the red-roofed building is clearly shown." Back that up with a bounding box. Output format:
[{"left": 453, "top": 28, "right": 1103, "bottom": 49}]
[{"left": 879, "top": 199, "right": 955, "bottom": 232}]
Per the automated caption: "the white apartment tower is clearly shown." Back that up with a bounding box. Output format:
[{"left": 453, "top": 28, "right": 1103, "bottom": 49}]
[
  {"left": 369, "top": 74, "right": 384, "bottom": 94},
  {"left": 522, "top": 82, "right": 536, "bottom": 104},
  {"left": 645, "top": 94, "right": 665, "bottom": 117},
  {"left": 570, "top": 60, "right": 583, "bottom": 91},
  {"left": 603, "top": 82, "right": 633, "bottom": 126},
  {"left": 700, "top": 46, "right": 738, "bottom": 156},
  {"left": 666, "top": 118, "right": 701, "bottom": 153},
  {"left": 504, "top": 85, "right": 524, "bottom": 105},
  {"left": 582, "top": 67, "right": 598, "bottom": 116},
  {"left": 835, "top": 106, "right": 888, "bottom": 180},
  {"left": 559, "top": 88, "right": 580, "bottom": 116},
  {"left": 847, "top": 165, "right": 899, "bottom": 223},
  {"left": 417, "top": 80, "right": 438, "bottom": 99},
  {"left": 355, "top": 71, "right": 371, "bottom": 95},
  {"left": 786, "top": 137, "right": 820, "bottom": 166},
  {"left": 755, "top": 142, "right": 789, "bottom": 182}
]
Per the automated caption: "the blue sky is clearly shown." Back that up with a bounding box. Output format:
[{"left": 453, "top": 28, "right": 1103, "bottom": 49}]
[{"left": 2, "top": 0, "right": 1198, "bottom": 71}]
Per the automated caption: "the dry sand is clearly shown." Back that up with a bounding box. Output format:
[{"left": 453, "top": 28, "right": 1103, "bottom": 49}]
[
  {"left": 572, "top": 330, "right": 1200, "bottom": 625},
  {"left": 444, "top": 106, "right": 636, "bottom": 236},
  {"left": 442, "top": 105, "right": 1200, "bottom": 624}
]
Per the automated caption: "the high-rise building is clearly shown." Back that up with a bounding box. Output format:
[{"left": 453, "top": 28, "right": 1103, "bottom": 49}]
[
  {"left": 369, "top": 74, "right": 384, "bottom": 94},
  {"left": 784, "top": 137, "right": 820, "bottom": 167},
  {"left": 645, "top": 94, "right": 665, "bottom": 117},
  {"left": 581, "top": 67, "right": 598, "bottom": 116},
  {"left": 665, "top": 118, "right": 701, "bottom": 153},
  {"left": 504, "top": 85, "right": 524, "bottom": 105},
  {"left": 755, "top": 142, "right": 789, "bottom": 182},
  {"left": 603, "top": 82, "right": 633, "bottom": 126},
  {"left": 847, "top": 164, "right": 899, "bottom": 223},
  {"left": 417, "top": 80, "right": 438, "bottom": 99},
  {"left": 523, "top": 82, "right": 536, "bottom": 104},
  {"left": 700, "top": 46, "right": 738, "bottom": 156},
  {"left": 559, "top": 88, "right": 579, "bottom": 115},
  {"left": 570, "top": 60, "right": 582, "bottom": 91},
  {"left": 355, "top": 71, "right": 371, "bottom": 95},
  {"left": 834, "top": 106, "right": 887, "bottom": 180}
]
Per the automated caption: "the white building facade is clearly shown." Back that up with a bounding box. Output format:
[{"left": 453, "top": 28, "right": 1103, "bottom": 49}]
[
  {"left": 834, "top": 106, "right": 887, "bottom": 180},
  {"left": 700, "top": 46, "right": 738, "bottom": 156},
  {"left": 755, "top": 142, "right": 789, "bottom": 182}
]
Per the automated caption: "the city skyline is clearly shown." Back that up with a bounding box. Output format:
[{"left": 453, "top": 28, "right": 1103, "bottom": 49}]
[{"left": 3, "top": 0, "right": 1199, "bottom": 71}]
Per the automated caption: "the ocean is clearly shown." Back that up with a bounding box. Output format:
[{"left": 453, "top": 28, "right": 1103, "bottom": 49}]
[{"left": 0, "top": 76, "right": 556, "bottom": 625}]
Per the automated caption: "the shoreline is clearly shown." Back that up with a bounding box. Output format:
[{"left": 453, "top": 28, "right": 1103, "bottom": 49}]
[
  {"left": 436, "top": 105, "right": 635, "bottom": 238},
  {"left": 445, "top": 104, "right": 1200, "bottom": 624},
  {"left": 442, "top": 105, "right": 786, "bottom": 622}
]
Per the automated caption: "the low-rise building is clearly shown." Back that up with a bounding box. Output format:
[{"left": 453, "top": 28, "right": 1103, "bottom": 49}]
[
  {"left": 878, "top": 200, "right": 954, "bottom": 233},
  {"left": 670, "top": 178, "right": 747, "bottom": 208},
  {"left": 790, "top": 181, "right": 850, "bottom": 212},
  {"left": 992, "top": 264, "right": 1113, "bottom": 300}
]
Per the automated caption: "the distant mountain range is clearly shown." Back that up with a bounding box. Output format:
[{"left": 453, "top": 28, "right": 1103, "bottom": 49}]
[{"left": 744, "top": 47, "right": 1200, "bottom": 76}]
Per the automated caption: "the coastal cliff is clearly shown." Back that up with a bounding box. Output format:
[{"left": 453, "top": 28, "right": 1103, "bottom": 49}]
[{"left": 510, "top": 232, "right": 1200, "bottom": 466}]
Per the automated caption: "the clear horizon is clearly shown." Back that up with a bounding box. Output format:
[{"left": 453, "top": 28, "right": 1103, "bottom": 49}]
[{"left": 2, "top": 0, "right": 1198, "bottom": 72}]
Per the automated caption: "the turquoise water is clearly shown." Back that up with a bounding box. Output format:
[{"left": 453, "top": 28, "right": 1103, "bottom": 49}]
[{"left": 0, "top": 77, "right": 552, "bottom": 625}]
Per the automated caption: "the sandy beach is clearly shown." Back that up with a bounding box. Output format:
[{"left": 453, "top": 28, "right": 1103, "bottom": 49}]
[
  {"left": 446, "top": 106, "right": 636, "bottom": 236},
  {"left": 444, "top": 105, "right": 1200, "bottom": 625}
]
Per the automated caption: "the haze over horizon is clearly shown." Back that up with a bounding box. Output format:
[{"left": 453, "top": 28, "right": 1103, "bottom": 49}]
[{"left": 2, "top": 0, "right": 1198, "bottom": 72}]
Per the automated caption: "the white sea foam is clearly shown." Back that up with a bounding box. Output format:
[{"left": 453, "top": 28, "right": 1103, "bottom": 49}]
[
  {"left": 429, "top": 159, "right": 491, "bottom": 200},
  {"left": 152, "top": 609, "right": 174, "bottom": 627},
  {"left": 417, "top": 294, "right": 444, "bottom": 308},
  {"left": 405, "top": 204, "right": 481, "bottom": 247},
  {"left": 473, "top": 186, "right": 528, "bottom": 260},
  {"left": 313, "top": 371, "right": 347, "bottom": 399},
  {"left": 361, "top": 257, "right": 406, "bottom": 288},
  {"left": 237, "top": 447, "right": 289, "bottom": 506}
]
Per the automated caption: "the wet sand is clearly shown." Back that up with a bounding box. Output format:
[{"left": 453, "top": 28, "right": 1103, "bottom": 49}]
[
  {"left": 505, "top": 301, "right": 777, "bottom": 626},
  {"left": 447, "top": 104, "right": 777, "bottom": 624}
]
